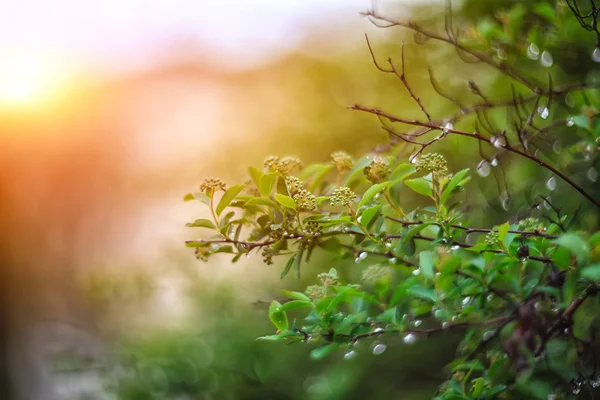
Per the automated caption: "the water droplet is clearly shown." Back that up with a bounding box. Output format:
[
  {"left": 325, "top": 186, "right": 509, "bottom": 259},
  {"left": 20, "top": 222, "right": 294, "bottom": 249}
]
[
  {"left": 490, "top": 135, "right": 506, "bottom": 148},
  {"left": 496, "top": 47, "right": 507, "bottom": 60},
  {"left": 593, "top": 47, "right": 600, "bottom": 63},
  {"left": 552, "top": 141, "right": 562, "bottom": 154},
  {"left": 374, "top": 327, "right": 384, "bottom": 334},
  {"left": 344, "top": 350, "right": 357, "bottom": 360},
  {"left": 487, "top": 294, "right": 494, "bottom": 302},
  {"left": 270, "top": 224, "right": 278, "bottom": 230},
  {"left": 538, "top": 106, "right": 549, "bottom": 120},
  {"left": 385, "top": 242, "right": 392, "bottom": 248},
  {"left": 403, "top": 333, "right": 418, "bottom": 345},
  {"left": 527, "top": 43, "right": 540, "bottom": 60},
  {"left": 389, "top": 257, "right": 398, "bottom": 264},
  {"left": 477, "top": 160, "right": 491, "bottom": 177},
  {"left": 210, "top": 244, "right": 220, "bottom": 251},
  {"left": 546, "top": 176, "right": 557, "bottom": 191},
  {"left": 501, "top": 195, "right": 511, "bottom": 211},
  {"left": 434, "top": 309, "right": 444, "bottom": 319},
  {"left": 566, "top": 118, "right": 575, "bottom": 127},
  {"left": 357, "top": 216, "right": 362, "bottom": 224},
  {"left": 374, "top": 193, "right": 381, "bottom": 200},
  {"left": 451, "top": 245, "right": 460, "bottom": 251},
  {"left": 573, "top": 387, "right": 581, "bottom": 395},
  {"left": 462, "top": 296, "right": 471, "bottom": 306},
  {"left": 540, "top": 51, "right": 553, "bottom": 67},
  {"left": 343, "top": 227, "right": 350, "bottom": 232},
  {"left": 442, "top": 321, "right": 450, "bottom": 329},
  {"left": 451, "top": 316, "right": 458, "bottom": 322},
  {"left": 412, "top": 269, "right": 420, "bottom": 276},
  {"left": 359, "top": 251, "right": 368, "bottom": 260},
  {"left": 490, "top": 158, "right": 498, "bottom": 167},
  {"left": 483, "top": 331, "right": 494, "bottom": 340},
  {"left": 587, "top": 168, "right": 598, "bottom": 182},
  {"left": 444, "top": 122, "right": 454, "bottom": 132},
  {"left": 372, "top": 343, "right": 387, "bottom": 355},
  {"left": 355, "top": 257, "right": 361, "bottom": 263},
  {"left": 409, "top": 154, "right": 419, "bottom": 164},
  {"left": 412, "top": 319, "right": 422, "bottom": 327},
  {"left": 565, "top": 93, "right": 575, "bottom": 107}
]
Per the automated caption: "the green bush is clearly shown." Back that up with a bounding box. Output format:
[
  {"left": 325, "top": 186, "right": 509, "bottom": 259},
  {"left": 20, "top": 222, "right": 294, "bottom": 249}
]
[{"left": 187, "top": 2, "right": 600, "bottom": 399}]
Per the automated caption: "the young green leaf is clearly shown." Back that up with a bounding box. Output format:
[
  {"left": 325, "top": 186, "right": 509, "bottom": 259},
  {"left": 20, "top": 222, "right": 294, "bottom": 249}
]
[
  {"left": 358, "top": 182, "right": 389, "bottom": 208},
  {"left": 268, "top": 301, "right": 289, "bottom": 331},
  {"left": 405, "top": 178, "right": 433, "bottom": 198},
  {"left": 275, "top": 193, "right": 297, "bottom": 210},
  {"left": 440, "top": 168, "right": 469, "bottom": 205},
  {"left": 259, "top": 173, "right": 278, "bottom": 197},
  {"left": 186, "top": 219, "right": 216, "bottom": 229},
  {"left": 216, "top": 184, "right": 246, "bottom": 216}
]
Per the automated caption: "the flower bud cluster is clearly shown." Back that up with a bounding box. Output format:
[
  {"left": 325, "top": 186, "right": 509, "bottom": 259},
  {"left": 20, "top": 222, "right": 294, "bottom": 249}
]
[
  {"left": 361, "top": 264, "right": 393, "bottom": 283},
  {"left": 416, "top": 153, "right": 449, "bottom": 178},
  {"left": 318, "top": 271, "right": 339, "bottom": 286},
  {"left": 199, "top": 177, "right": 227, "bottom": 195},
  {"left": 364, "top": 157, "right": 390, "bottom": 183},
  {"left": 305, "top": 285, "right": 326, "bottom": 300},
  {"left": 264, "top": 156, "right": 303, "bottom": 175},
  {"left": 293, "top": 189, "right": 317, "bottom": 211},
  {"left": 331, "top": 151, "right": 353, "bottom": 171},
  {"left": 485, "top": 231, "right": 500, "bottom": 247},
  {"left": 285, "top": 176, "right": 304, "bottom": 196},
  {"left": 330, "top": 187, "right": 357, "bottom": 207}
]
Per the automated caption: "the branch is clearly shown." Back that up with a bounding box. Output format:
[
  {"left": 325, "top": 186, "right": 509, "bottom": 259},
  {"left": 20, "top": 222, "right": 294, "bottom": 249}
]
[{"left": 348, "top": 104, "right": 600, "bottom": 209}]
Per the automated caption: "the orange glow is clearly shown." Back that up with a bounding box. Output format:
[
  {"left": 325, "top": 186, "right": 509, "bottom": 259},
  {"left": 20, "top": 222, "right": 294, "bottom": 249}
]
[{"left": 0, "top": 52, "right": 70, "bottom": 108}]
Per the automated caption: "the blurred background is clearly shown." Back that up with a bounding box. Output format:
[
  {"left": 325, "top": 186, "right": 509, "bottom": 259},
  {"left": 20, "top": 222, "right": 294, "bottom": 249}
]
[{"left": 1, "top": 0, "right": 599, "bottom": 399}]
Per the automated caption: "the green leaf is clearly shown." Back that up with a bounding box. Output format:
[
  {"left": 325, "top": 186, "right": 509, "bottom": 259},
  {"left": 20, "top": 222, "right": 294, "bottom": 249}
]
[
  {"left": 216, "top": 184, "right": 246, "bottom": 216},
  {"left": 419, "top": 251, "right": 436, "bottom": 281},
  {"left": 554, "top": 233, "right": 589, "bottom": 264},
  {"left": 440, "top": 168, "right": 469, "bottom": 205},
  {"left": 280, "top": 290, "right": 311, "bottom": 302},
  {"left": 259, "top": 173, "right": 278, "bottom": 197},
  {"left": 407, "top": 285, "right": 438, "bottom": 302},
  {"left": 405, "top": 178, "right": 433, "bottom": 197},
  {"left": 279, "top": 300, "right": 313, "bottom": 311},
  {"left": 581, "top": 264, "right": 600, "bottom": 281},
  {"left": 358, "top": 182, "right": 389, "bottom": 208},
  {"left": 256, "top": 335, "right": 285, "bottom": 341},
  {"left": 183, "top": 192, "right": 211, "bottom": 205},
  {"left": 359, "top": 205, "right": 381, "bottom": 227},
  {"left": 245, "top": 197, "right": 278, "bottom": 208},
  {"left": 186, "top": 219, "right": 216, "bottom": 229},
  {"left": 389, "top": 163, "right": 416, "bottom": 182},
  {"left": 268, "top": 301, "right": 289, "bottom": 331},
  {"left": 280, "top": 256, "right": 295, "bottom": 279},
  {"left": 275, "top": 193, "right": 297, "bottom": 210},
  {"left": 310, "top": 344, "right": 340, "bottom": 360},
  {"left": 249, "top": 166, "right": 263, "bottom": 188},
  {"left": 497, "top": 222, "right": 509, "bottom": 243},
  {"left": 307, "top": 164, "right": 334, "bottom": 193},
  {"left": 343, "top": 156, "right": 373, "bottom": 186}
]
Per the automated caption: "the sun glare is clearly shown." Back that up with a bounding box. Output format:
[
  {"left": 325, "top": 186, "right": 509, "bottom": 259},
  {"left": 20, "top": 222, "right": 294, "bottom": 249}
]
[{"left": 0, "top": 53, "right": 68, "bottom": 108}]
